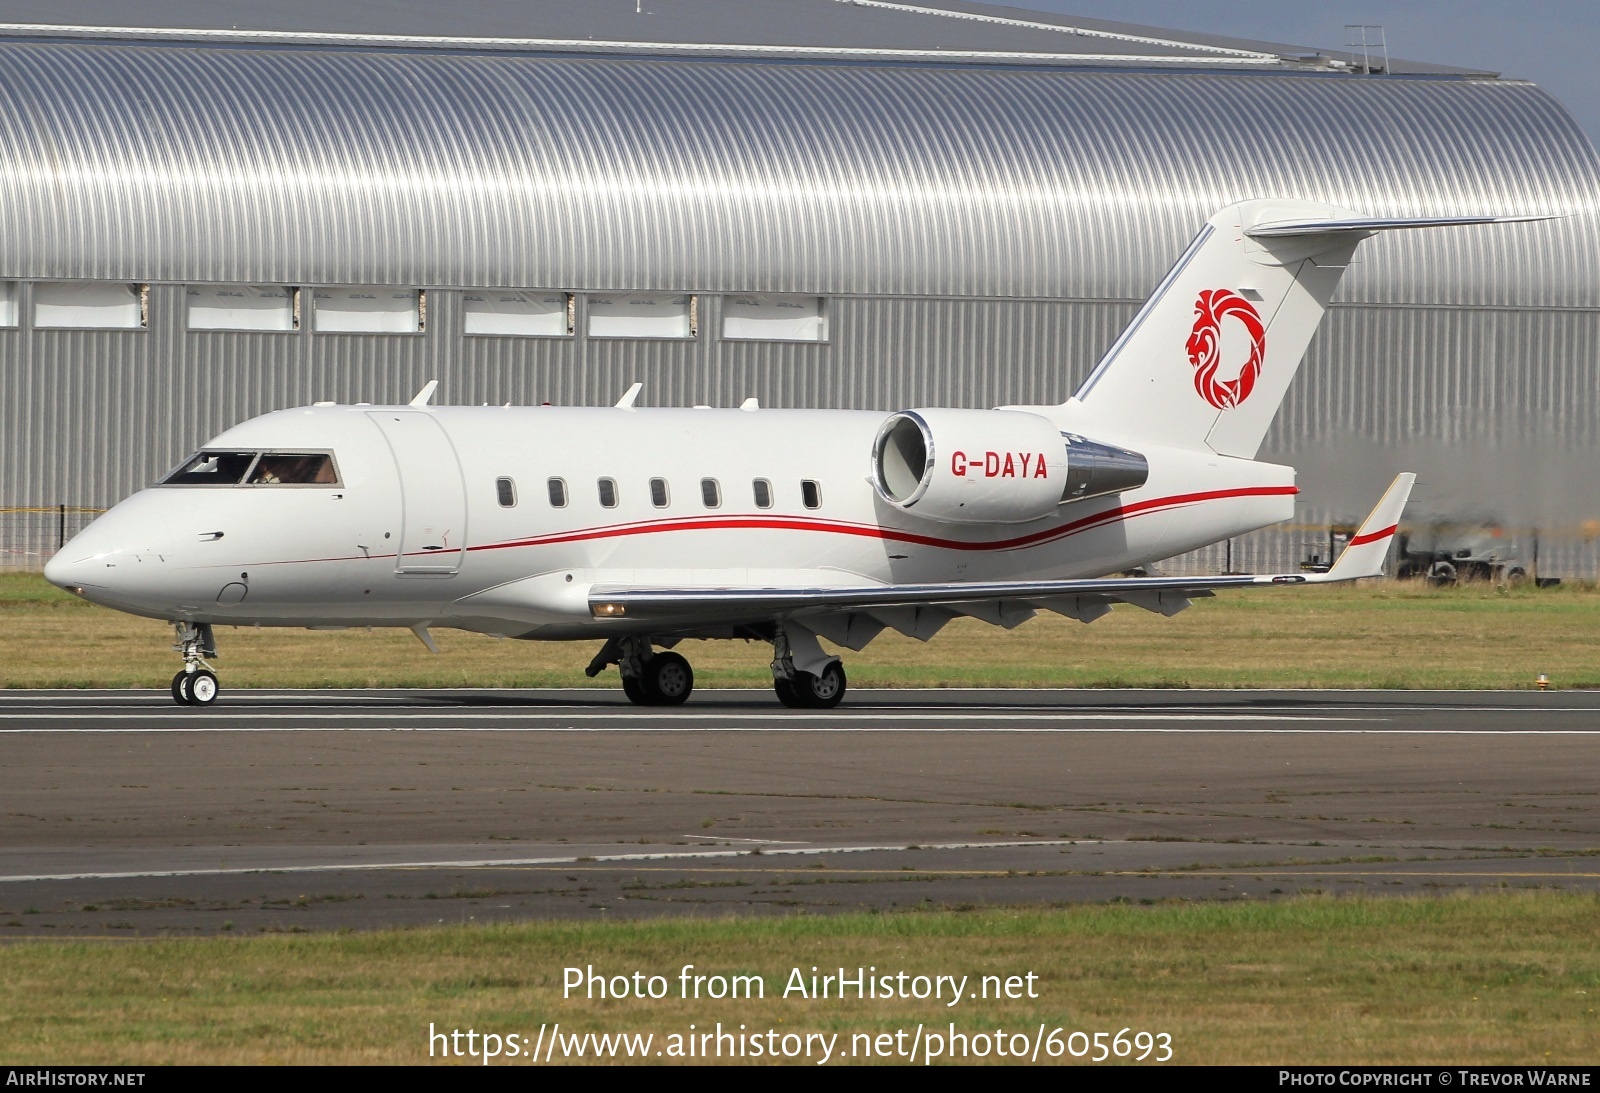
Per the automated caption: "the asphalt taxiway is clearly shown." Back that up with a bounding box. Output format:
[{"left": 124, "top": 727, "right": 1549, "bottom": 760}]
[{"left": 0, "top": 688, "right": 1595, "bottom": 935}]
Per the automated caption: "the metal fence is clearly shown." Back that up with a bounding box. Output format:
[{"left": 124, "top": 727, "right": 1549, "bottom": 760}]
[
  {"left": 1, "top": 507, "right": 105, "bottom": 570},
  {"left": 1160, "top": 526, "right": 1600, "bottom": 582}
]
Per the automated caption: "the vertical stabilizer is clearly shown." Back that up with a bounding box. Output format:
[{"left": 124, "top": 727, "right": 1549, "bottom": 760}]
[
  {"left": 1055, "top": 201, "right": 1547, "bottom": 459},
  {"left": 1062, "top": 199, "right": 1358, "bottom": 458}
]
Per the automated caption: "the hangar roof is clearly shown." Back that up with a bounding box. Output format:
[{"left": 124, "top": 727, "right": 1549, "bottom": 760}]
[
  {"left": 0, "top": 0, "right": 1492, "bottom": 76},
  {"left": 0, "top": 34, "right": 1585, "bottom": 306}
]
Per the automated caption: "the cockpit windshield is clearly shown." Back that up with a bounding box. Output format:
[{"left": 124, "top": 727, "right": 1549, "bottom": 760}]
[
  {"left": 247, "top": 453, "right": 338, "bottom": 485},
  {"left": 162, "top": 451, "right": 259, "bottom": 485},
  {"left": 161, "top": 450, "right": 339, "bottom": 487}
]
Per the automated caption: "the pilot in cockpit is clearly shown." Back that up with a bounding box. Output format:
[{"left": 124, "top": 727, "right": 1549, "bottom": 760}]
[{"left": 248, "top": 454, "right": 337, "bottom": 485}]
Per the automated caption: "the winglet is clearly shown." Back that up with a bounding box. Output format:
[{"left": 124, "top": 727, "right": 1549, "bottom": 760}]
[
  {"left": 615, "top": 382, "right": 643, "bottom": 409},
  {"left": 1314, "top": 473, "right": 1417, "bottom": 583},
  {"left": 408, "top": 379, "right": 439, "bottom": 407}
]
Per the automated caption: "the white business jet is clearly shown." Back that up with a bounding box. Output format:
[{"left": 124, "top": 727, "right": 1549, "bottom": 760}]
[{"left": 44, "top": 199, "right": 1544, "bottom": 707}]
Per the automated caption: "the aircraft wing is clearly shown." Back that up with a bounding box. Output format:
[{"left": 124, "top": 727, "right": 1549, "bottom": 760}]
[{"left": 589, "top": 474, "right": 1416, "bottom": 634}]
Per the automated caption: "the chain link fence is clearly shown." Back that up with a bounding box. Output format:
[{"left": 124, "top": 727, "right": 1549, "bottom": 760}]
[
  {"left": 1, "top": 507, "right": 106, "bottom": 570},
  {"left": 1160, "top": 525, "right": 1598, "bottom": 582}
]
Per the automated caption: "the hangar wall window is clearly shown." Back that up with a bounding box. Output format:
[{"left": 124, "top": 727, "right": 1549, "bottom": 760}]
[
  {"left": 802, "top": 480, "right": 822, "bottom": 509},
  {"left": 598, "top": 477, "right": 619, "bottom": 508},
  {"left": 587, "top": 292, "right": 696, "bottom": 339},
  {"left": 650, "top": 478, "right": 670, "bottom": 508},
  {"left": 752, "top": 479, "right": 773, "bottom": 509},
  {"left": 313, "top": 286, "right": 422, "bottom": 333},
  {"left": 464, "top": 290, "right": 573, "bottom": 337},
  {"left": 496, "top": 477, "right": 517, "bottom": 508},
  {"left": 547, "top": 477, "right": 568, "bottom": 508},
  {"left": 722, "top": 294, "right": 828, "bottom": 342},
  {"left": 187, "top": 284, "right": 297, "bottom": 332},
  {"left": 34, "top": 282, "right": 146, "bottom": 329},
  {"left": 0, "top": 281, "right": 17, "bottom": 328}
]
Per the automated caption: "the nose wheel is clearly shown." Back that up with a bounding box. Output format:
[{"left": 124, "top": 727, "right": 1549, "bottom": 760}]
[
  {"left": 169, "top": 622, "right": 221, "bottom": 706},
  {"left": 171, "top": 668, "right": 220, "bottom": 706}
]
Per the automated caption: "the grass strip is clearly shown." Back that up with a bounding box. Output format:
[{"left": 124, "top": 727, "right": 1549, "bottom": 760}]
[
  {"left": 4, "top": 574, "right": 1600, "bottom": 689},
  {"left": 0, "top": 893, "right": 1595, "bottom": 1064}
]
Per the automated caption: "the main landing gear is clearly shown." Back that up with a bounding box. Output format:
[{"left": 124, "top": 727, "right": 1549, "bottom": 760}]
[
  {"left": 587, "top": 636, "right": 694, "bottom": 706},
  {"left": 170, "top": 622, "right": 220, "bottom": 706},
  {"left": 585, "top": 625, "right": 848, "bottom": 709},
  {"left": 770, "top": 625, "right": 847, "bottom": 709}
]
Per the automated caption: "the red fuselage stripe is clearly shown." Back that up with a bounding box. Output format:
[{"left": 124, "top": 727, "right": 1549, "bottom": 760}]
[{"left": 464, "top": 485, "right": 1298, "bottom": 557}]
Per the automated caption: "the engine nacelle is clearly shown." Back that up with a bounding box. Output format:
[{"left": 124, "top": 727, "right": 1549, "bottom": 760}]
[{"left": 871, "top": 409, "right": 1148, "bottom": 524}]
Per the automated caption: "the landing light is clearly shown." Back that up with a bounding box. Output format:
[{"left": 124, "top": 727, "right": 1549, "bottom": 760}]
[{"left": 592, "top": 603, "right": 627, "bottom": 618}]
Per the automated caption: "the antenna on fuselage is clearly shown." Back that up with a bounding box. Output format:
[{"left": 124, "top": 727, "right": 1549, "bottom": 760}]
[
  {"left": 615, "top": 382, "right": 643, "bottom": 409},
  {"left": 408, "top": 380, "right": 439, "bottom": 407}
]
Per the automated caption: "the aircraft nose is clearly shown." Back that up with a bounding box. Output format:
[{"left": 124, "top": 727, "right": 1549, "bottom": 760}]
[
  {"left": 41, "top": 550, "right": 86, "bottom": 592},
  {"left": 42, "top": 498, "right": 177, "bottom": 608}
]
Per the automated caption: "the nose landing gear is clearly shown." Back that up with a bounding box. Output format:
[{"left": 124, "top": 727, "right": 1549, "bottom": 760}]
[{"left": 170, "top": 622, "right": 220, "bottom": 706}]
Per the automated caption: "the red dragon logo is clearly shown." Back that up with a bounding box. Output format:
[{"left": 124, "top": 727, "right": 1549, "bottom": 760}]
[{"left": 1186, "top": 289, "right": 1266, "bottom": 410}]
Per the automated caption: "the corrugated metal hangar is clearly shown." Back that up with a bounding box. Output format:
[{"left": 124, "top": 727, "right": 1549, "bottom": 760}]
[{"left": 3, "top": 1, "right": 1598, "bottom": 573}]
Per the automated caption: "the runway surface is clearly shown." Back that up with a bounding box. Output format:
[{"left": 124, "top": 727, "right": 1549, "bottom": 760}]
[{"left": 0, "top": 687, "right": 1596, "bottom": 935}]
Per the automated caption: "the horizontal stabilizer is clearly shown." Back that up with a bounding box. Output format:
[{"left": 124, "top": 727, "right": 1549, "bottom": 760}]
[
  {"left": 1247, "top": 214, "right": 1554, "bottom": 238},
  {"left": 1310, "top": 473, "right": 1416, "bottom": 583}
]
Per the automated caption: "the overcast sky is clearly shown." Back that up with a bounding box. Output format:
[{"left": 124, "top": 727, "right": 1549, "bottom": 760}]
[{"left": 1014, "top": 1, "right": 1600, "bottom": 148}]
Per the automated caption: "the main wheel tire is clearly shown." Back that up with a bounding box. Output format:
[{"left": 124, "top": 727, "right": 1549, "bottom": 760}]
[
  {"left": 185, "top": 669, "right": 220, "bottom": 706},
  {"left": 773, "top": 677, "right": 804, "bottom": 708},
  {"left": 642, "top": 651, "right": 693, "bottom": 706},
  {"left": 621, "top": 676, "right": 648, "bottom": 705},
  {"left": 791, "top": 661, "right": 847, "bottom": 709},
  {"left": 171, "top": 671, "right": 193, "bottom": 706}
]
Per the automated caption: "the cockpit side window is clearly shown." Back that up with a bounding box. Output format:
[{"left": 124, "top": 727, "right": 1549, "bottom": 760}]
[
  {"left": 246, "top": 453, "right": 340, "bottom": 486},
  {"left": 161, "top": 450, "right": 259, "bottom": 486}
]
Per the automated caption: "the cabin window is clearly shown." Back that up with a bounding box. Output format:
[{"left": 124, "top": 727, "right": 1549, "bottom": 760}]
[
  {"left": 598, "top": 477, "right": 618, "bottom": 508},
  {"left": 802, "top": 480, "right": 822, "bottom": 509},
  {"left": 701, "top": 478, "right": 722, "bottom": 508},
  {"left": 752, "top": 478, "right": 773, "bottom": 509},
  {"left": 650, "top": 478, "right": 670, "bottom": 508},
  {"left": 162, "top": 450, "right": 259, "bottom": 486},
  {"left": 246, "top": 453, "right": 339, "bottom": 486},
  {"left": 496, "top": 477, "right": 517, "bottom": 507},
  {"left": 722, "top": 294, "right": 828, "bottom": 342},
  {"left": 464, "top": 290, "right": 573, "bottom": 337},
  {"left": 187, "top": 284, "right": 297, "bottom": 331},
  {"left": 587, "top": 292, "right": 696, "bottom": 339},
  {"left": 34, "top": 282, "right": 146, "bottom": 329},
  {"left": 547, "top": 477, "right": 568, "bottom": 508},
  {"left": 313, "top": 286, "right": 421, "bottom": 333}
]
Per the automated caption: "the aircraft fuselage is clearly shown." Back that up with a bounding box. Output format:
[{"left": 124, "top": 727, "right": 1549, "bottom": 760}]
[{"left": 47, "top": 403, "right": 1295, "bottom": 639}]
